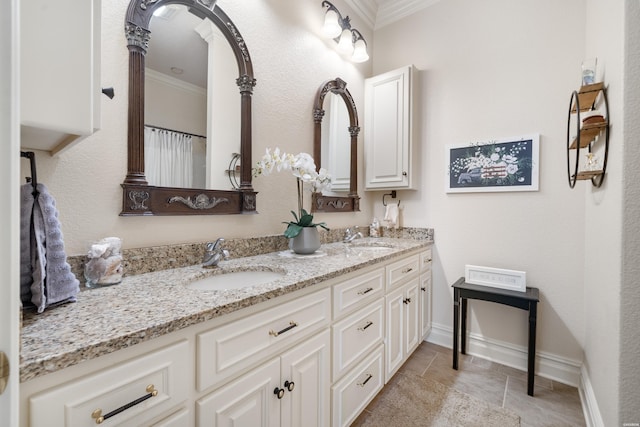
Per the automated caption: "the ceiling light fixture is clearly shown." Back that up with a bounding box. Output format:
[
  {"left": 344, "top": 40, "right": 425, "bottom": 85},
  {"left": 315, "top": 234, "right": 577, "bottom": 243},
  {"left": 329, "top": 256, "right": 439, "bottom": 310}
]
[{"left": 321, "top": 1, "right": 369, "bottom": 63}]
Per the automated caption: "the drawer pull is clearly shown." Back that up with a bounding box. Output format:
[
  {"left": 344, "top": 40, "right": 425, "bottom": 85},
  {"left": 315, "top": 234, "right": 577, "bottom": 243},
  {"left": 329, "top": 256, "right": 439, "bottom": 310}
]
[
  {"left": 401, "top": 267, "right": 414, "bottom": 274},
  {"left": 357, "top": 287, "right": 374, "bottom": 295},
  {"left": 357, "top": 373, "right": 373, "bottom": 387},
  {"left": 284, "top": 380, "right": 295, "bottom": 392},
  {"left": 358, "top": 321, "right": 374, "bottom": 331},
  {"left": 274, "top": 387, "right": 285, "bottom": 399},
  {"left": 269, "top": 321, "right": 298, "bottom": 337},
  {"left": 91, "top": 384, "right": 158, "bottom": 424}
]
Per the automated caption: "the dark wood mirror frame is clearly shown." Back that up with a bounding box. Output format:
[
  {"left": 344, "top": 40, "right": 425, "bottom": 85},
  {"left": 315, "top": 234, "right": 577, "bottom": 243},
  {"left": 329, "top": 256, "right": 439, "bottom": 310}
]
[
  {"left": 312, "top": 78, "right": 360, "bottom": 213},
  {"left": 121, "top": 0, "right": 257, "bottom": 216}
]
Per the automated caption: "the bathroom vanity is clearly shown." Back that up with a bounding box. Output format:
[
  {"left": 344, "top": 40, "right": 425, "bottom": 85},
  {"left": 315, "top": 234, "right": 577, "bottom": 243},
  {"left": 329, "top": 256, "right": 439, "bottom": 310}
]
[{"left": 19, "top": 238, "right": 432, "bottom": 427}]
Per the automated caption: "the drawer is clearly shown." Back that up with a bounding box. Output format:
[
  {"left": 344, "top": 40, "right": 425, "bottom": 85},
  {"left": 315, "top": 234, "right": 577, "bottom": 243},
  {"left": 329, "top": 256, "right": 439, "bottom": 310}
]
[
  {"left": 333, "top": 267, "right": 384, "bottom": 320},
  {"left": 197, "top": 288, "right": 331, "bottom": 391},
  {"left": 386, "top": 254, "right": 420, "bottom": 290},
  {"left": 331, "top": 344, "right": 384, "bottom": 427},
  {"left": 420, "top": 248, "right": 433, "bottom": 273},
  {"left": 29, "top": 340, "right": 190, "bottom": 427},
  {"left": 332, "top": 298, "right": 384, "bottom": 381},
  {"left": 150, "top": 407, "right": 191, "bottom": 427}
]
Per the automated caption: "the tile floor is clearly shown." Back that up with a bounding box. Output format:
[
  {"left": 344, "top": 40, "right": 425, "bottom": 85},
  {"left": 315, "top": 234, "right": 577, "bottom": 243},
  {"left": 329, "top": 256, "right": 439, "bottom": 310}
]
[{"left": 354, "top": 342, "right": 586, "bottom": 426}]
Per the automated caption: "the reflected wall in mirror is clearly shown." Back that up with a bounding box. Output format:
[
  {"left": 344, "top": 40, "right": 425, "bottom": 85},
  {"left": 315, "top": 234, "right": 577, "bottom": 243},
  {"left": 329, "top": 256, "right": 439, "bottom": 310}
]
[
  {"left": 312, "top": 78, "right": 360, "bottom": 213},
  {"left": 121, "top": 0, "right": 256, "bottom": 216}
]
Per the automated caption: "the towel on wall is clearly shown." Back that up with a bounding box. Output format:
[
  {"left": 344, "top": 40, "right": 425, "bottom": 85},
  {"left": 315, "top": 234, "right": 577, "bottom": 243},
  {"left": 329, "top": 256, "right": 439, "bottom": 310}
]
[
  {"left": 384, "top": 203, "right": 400, "bottom": 229},
  {"left": 20, "top": 183, "right": 79, "bottom": 313}
]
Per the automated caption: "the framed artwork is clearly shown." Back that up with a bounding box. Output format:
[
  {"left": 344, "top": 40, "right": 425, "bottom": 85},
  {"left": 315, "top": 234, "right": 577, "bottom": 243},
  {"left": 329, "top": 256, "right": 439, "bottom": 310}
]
[{"left": 446, "top": 134, "right": 539, "bottom": 193}]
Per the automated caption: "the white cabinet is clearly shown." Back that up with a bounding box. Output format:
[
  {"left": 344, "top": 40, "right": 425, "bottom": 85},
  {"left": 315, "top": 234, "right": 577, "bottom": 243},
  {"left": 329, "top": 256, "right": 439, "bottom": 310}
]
[
  {"left": 196, "top": 330, "right": 330, "bottom": 427},
  {"left": 331, "top": 345, "right": 384, "bottom": 427},
  {"left": 364, "top": 65, "right": 416, "bottom": 190},
  {"left": 196, "top": 288, "right": 331, "bottom": 391},
  {"left": 20, "top": 0, "right": 101, "bottom": 155},
  {"left": 419, "top": 249, "right": 433, "bottom": 340},
  {"left": 28, "top": 340, "right": 190, "bottom": 427},
  {"left": 385, "top": 277, "right": 420, "bottom": 382},
  {"left": 20, "top": 246, "right": 433, "bottom": 427}
]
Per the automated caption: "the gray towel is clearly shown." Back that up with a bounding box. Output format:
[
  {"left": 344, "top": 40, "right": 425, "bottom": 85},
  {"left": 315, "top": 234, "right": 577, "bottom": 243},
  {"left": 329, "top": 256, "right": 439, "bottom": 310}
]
[
  {"left": 20, "top": 183, "right": 79, "bottom": 313},
  {"left": 20, "top": 184, "right": 35, "bottom": 305}
]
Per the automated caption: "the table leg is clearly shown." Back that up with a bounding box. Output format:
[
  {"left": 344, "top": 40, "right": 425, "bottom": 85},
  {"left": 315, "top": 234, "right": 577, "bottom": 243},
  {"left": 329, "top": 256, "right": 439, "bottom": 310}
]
[
  {"left": 527, "top": 301, "right": 537, "bottom": 396},
  {"left": 461, "top": 298, "right": 467, "bottom": 355},
  {"left": 453, "top": 289, "right": 459, "bottom": 370}
]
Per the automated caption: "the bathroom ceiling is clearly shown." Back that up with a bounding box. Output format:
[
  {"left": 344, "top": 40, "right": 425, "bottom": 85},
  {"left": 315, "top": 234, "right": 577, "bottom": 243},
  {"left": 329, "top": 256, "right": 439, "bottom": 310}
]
[{"left": 346, "top": 0, "right": 440, "bottom": 30}]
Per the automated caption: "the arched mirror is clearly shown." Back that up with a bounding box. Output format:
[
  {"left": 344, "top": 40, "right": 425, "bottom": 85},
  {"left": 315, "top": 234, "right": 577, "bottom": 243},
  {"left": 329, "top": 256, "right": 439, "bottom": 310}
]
[
  {"left": 312, "top": 78, "right": 360, "bottom": 212},
  {"left": 121, "top": 0, "right": 256, "bottom": 216}
]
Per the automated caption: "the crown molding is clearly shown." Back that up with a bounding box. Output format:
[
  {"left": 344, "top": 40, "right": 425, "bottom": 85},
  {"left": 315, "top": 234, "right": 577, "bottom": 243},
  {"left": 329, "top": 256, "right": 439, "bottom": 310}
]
[{"left": 347, "top": 0, "right": 441, "bottom": 30}]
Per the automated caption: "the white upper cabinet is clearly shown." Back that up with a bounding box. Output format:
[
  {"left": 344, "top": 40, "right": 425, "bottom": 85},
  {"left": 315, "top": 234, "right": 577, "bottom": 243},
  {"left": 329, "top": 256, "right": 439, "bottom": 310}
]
[
  {"left": 20, "top": 0, "right": 101, "bottom": 155},
  {"left": 364, "top": 65, "right": 416, "bottom": 190}
]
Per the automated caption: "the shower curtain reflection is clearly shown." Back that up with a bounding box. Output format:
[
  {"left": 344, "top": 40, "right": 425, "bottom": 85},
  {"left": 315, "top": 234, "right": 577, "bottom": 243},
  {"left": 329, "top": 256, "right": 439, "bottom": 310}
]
[{"left": 144, "top": 126, "right": 196, "bottom": 188}]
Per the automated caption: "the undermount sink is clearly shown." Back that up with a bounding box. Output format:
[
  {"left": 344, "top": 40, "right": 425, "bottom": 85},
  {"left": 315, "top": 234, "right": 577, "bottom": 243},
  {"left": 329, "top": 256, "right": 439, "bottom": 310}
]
[{"left": 187, "top": 269, "right": 286, "bottom": 291}]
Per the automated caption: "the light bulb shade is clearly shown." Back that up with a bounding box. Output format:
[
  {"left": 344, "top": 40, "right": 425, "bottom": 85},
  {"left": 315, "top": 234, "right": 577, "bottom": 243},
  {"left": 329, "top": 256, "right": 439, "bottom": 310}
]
[
  {"left": 323, "top": 10, "right": 342, "bottom": 38},
  {"left": 352, "top": 38, "right": 369, "bottom": 62},
  {"left": 337, "top": 29, "right": 354, "bottom": 54}
]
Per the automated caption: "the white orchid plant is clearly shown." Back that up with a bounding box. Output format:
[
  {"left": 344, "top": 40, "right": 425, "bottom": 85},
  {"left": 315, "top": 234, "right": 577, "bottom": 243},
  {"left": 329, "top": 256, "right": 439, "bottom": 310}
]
[{"left": 253, "top": 148, "right": 331, "bottom": 238}]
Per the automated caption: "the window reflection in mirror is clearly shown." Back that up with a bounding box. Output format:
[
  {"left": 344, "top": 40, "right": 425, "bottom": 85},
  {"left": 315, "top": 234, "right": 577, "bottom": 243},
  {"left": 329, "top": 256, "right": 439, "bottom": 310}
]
[
  {"left": 321, "top": 92, "right": 351, "bottom": 194},
  {"left": 144, "top": 4, "right": 240, "bottom": 190}
]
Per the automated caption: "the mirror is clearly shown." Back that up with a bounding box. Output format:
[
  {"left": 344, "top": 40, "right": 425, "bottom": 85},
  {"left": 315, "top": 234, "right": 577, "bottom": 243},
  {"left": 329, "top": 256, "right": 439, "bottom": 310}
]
[
  {"left": 121, "top": 0, "right": 256, "bottom": 216},
  {"left": 312, "top": 78, "right": 360, "bottom": 212},
  {"left": 145, "top": 4, "right": 240, "bottom": 190}
]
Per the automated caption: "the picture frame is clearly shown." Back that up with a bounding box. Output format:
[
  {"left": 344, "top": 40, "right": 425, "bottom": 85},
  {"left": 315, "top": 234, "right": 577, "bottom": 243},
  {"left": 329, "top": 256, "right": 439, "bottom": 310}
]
[{"left": 446, "top": 134, "right": 539, "bottom": 193}]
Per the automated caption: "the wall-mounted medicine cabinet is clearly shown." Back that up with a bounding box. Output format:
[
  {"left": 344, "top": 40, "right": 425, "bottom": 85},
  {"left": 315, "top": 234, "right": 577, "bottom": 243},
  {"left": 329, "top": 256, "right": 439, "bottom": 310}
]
[
  {"left": 20, "top": 0, "right": 102, "bottom": 156},
  {"left": 364, "top": 65, "right": 417, "bottom": 190}
]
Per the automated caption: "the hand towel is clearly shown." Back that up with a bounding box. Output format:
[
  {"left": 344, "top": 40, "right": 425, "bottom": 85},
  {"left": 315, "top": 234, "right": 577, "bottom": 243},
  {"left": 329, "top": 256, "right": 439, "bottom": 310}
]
[
  {"left": 23, "top": 183, "right": 79, "bottom": 313},
  {"left": 20, "top": 184, "right": 36, "bottom": 306},
  {"left": 384, "top": 203, "right": 400, "bottom": 229}
]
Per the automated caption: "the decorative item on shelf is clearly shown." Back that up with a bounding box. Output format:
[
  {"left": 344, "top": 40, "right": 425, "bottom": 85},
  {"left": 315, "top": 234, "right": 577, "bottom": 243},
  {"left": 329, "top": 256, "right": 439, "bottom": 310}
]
[
  {"left": 566, "top": 80, "right": 609, "bottom": 188},
  {"left": 320, "top": 1, "right": 369, "bottom": 63},
  {"left": 84, "top": 237, "right": 124, "bottom": 288},
  {"left": 581, "top": 58, "right": 597, "bottom": 86},
  {"left": 253, "top": 148, "right": 331, "bottom": 254}
]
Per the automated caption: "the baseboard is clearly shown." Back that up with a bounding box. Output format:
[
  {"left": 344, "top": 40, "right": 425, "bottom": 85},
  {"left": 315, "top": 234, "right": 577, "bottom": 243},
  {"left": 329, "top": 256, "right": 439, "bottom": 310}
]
[
  {"left": 425, "top": 322, "right": 582, "bottom": 387},
  {"left": 578, "top": 364, "right": 604, "bottom": 427}
]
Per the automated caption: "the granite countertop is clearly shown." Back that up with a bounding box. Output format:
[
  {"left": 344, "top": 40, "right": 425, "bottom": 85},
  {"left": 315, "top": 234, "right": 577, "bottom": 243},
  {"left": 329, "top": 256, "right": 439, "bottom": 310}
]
[{"left": 20, "top": 237, "right": 431, "bottom": 383}]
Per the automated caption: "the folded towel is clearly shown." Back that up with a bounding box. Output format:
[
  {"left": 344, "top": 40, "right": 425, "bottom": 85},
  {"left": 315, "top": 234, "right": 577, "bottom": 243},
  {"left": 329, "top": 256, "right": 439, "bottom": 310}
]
[
  {"left": 20, "top": 184, "right": 36, "bottom": 305},
  {"left": 383, "top": 203, "right": 400, "bottom": 229},
  {"left": 20, "top": 183, "right": 79, "bottom": 313}
]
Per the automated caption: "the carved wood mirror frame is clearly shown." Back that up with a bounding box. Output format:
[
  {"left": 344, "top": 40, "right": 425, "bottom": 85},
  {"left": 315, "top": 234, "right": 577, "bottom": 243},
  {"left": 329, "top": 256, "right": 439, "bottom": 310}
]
[
  {"left": 121, "top": 0, "right": 257, "bottom": 216},
  {"left": 312, "top": 78, "right": 360, "bottom": 212}
]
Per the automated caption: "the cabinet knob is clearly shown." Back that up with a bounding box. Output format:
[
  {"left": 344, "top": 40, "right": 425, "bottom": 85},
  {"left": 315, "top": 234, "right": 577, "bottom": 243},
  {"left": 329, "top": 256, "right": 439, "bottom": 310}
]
[
  {"left": 403, "top": 298, "right": 412, "bottom": 304},
  {"left": 284, "top": 380, "right": 295, "bottom": 392},
  {"left": 274, "top": 387, "right": 285, "bottom": 399},
  {"left": 421, "top": 287, "right": 426, "bottom": 292},
  {"left": 402, "top": 171, "right": 408, "bottom": 176}
]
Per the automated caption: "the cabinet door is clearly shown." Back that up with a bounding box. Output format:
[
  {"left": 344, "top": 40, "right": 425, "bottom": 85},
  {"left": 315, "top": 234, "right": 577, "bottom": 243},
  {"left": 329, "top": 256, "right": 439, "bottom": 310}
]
[
  {"left": 21, "top": 0, "right": 101, "bottom": 154},
  {"left": 420, "top": 273, "right": 432, "bottom": 340},
  {"left": 364, "top": 65, "right": 414, "bottom": 190},
  {"left": 196, "top": 358, "right": 280, "bottom": 427},
  {"left": 385, "top": 286, "right": 405, "bottom": 382},
  {"left": 280, "top": 330, "right": 330, "bottom": 427},
  {"left": 404, "top": 278, "right": 421, "bottom": 355}
]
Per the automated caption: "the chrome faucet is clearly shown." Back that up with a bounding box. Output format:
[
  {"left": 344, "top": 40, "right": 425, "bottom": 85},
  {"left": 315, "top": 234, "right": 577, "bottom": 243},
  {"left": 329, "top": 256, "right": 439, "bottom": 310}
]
[
  {"left": 343, "top": 226, "right": 363, "bottom": 243},
  {"left": 203, "top": 238, "right": 229, "bottom": 267}
]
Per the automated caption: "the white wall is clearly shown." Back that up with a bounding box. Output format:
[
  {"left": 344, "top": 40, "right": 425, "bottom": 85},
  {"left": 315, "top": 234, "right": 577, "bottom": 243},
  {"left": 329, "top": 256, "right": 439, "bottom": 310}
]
[
  {"left": 582, "top": 0, "right": 625, "bottom": 424},
  {"left": 373, "top": 0, "right": 587, "bottom": 371},
  {"left": 23, "top": 0, "right": 373, "bottom": 256},
  {"left": 620, "top": 1, "right": 640, "bottom": 423}
]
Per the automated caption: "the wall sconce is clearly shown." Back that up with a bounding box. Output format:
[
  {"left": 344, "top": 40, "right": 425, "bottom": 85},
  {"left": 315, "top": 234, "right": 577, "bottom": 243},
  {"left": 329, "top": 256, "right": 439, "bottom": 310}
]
[{"left": 321, "top": 1, "right": 369, "bottom": 63}]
